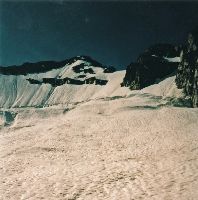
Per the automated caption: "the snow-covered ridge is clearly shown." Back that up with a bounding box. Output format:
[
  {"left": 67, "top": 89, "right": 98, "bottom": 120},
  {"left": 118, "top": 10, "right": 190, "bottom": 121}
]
[
  {"left": 25, "top": 59, "right": 109, "bottom": 86},
  {"left": 0, "top": 56, "right": 126, "bottom": 108},
  {"left": 0, "top": 55, "right": 185, "bottom": 109},
  {"left": 0, "top": 56, "right": 111, "bottom": 75}
]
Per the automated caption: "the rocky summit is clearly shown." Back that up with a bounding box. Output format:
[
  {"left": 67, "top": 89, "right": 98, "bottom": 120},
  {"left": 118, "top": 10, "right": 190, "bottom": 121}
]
[{"left": 121, "top": 44, "right": 181, "bottom": 90}]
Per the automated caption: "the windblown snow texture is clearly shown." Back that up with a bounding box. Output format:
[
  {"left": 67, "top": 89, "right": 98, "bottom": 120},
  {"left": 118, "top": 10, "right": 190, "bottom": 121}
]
[{"left": 0, "top": 72, "right": 197, "bottom": 200}]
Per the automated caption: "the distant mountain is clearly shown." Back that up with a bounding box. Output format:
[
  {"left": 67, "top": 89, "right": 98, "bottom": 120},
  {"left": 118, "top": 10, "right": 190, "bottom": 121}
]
[
  {"left": 0, "top": 56, "right": 126, "bottom": 108},
  {"left": 1, "top": 29, "right": 197, "bottom": 108},
  {"left": 0, "top": 55, "right": 115, "bottom": 75}
]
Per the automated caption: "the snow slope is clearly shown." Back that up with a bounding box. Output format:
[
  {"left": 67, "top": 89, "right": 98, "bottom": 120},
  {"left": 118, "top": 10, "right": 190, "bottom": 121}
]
[
  {"left": 1, "top": 57, "right": 197, "bottom": 199},
  {"left": 0, "top": 58, "right": 184, "bottom": 109},
  {"left": 0, "top": 58, "right": 128, "bottom": 108},
  {"left": 1, "top": 70, "right": 198, "bottom": 199}
]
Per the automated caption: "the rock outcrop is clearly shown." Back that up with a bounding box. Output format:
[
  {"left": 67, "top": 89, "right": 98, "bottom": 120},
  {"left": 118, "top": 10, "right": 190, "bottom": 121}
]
[
  {"left": 175, "top": 28, "right": 198, "bottom": 107},
  {"left": 121, "top": 44, "right": 181, "bottom": 89},
  {"left": 27, "top": 76, "right": 108, "bottom": 87}
]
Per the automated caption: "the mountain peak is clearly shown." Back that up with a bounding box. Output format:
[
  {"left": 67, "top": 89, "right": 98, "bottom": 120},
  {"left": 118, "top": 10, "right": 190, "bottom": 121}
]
[
  {"left": 0, "top": 55, "right": 119, "bottom": 108},
  {"left": 0, "top": 55, "right": 115, "bottom": 76}
]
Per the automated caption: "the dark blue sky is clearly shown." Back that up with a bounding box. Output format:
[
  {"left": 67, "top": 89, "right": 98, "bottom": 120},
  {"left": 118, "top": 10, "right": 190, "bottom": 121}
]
[{"left": 0, "top": 1, "right": 198, "bottom": 69}]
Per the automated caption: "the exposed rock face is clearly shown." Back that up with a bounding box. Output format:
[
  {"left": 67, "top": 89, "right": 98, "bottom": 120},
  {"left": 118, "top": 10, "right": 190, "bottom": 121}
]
[
  {"left": 121, "top": 44, "right": 181, "bottom": 89},
  {"left": 176, "top": 29, "right": 198, "bottom": 107}
]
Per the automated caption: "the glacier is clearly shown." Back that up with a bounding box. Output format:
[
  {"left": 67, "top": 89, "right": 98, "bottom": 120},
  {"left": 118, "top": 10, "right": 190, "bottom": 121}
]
[{"left": 0, "top": 56, "right": 198, "bottom": 200}]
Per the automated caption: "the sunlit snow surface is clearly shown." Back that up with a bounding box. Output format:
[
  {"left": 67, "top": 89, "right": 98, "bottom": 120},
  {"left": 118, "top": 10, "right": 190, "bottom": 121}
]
[{"left": 0, "top": 68, "right": 198, "bottom": 200}]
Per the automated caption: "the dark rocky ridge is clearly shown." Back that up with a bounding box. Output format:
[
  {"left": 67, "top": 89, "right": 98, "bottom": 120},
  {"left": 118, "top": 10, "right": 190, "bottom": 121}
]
[
  {"left": 0, "top": 56, "right": 116, "bottom": 75},
  {"left": 176, "top": 28, "right": 198, "bottom": 107},
  {"left": 27, "top": 77, "right": 108, "bottom": 87},
  {"left": 121, "top": 44, "right": 181, "bottom": 89}
]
